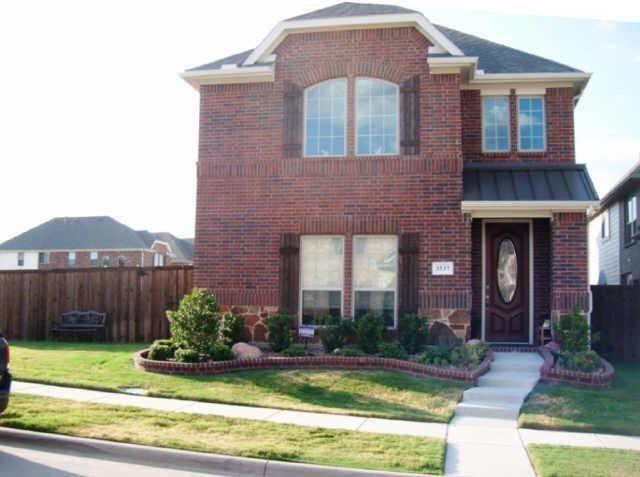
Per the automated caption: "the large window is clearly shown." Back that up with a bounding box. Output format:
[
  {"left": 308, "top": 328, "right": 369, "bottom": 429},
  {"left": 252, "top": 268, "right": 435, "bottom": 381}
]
[
  {"left": 356, "top": 78, "right": 399, "bottom": 156},
  {"left": 304, "top": 79, "right": 346, "bottom": 157},
  {"left": 518, "top": 96, "right": 546, "bottom": 151},
  {"left": 353, "top": 235, "right": 398, "bottom": 328},
  {"left": 300, "top": 236, "right": 344, "bottom": 325},
  {"left": 482, "top": 97, "right": 510, "bottom": 152}
]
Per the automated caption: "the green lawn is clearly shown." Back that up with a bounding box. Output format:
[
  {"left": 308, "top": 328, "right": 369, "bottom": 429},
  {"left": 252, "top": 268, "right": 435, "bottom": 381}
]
[
  {"left": 1, "top": 394, "right": 445, "bottom": 474},
  {"left": 10, "top": 341, "right": 464, "bottom": 422},
  {"left": 519, "top": 362, "right": 640, "bottom": 436},
  {"left": 528, "top": 445, "right": 640, "bottom": 477}
]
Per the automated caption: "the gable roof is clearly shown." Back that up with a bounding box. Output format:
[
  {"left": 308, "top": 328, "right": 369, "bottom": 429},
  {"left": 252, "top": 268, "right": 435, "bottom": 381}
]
[
  {"left": 186, "top": 2, "right": 583, "bottom": 77},
  {"left": 591, "top": 160, "right": 640, "bottom": 219},
  {"left": 0, "top": 217, "right": 194, "bottom": 261}
]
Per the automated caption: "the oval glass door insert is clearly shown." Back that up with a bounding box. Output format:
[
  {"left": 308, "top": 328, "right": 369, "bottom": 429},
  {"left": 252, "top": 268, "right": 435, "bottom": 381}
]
[{"left": 497, "top": 239, "right": 517, "bottom": 304}]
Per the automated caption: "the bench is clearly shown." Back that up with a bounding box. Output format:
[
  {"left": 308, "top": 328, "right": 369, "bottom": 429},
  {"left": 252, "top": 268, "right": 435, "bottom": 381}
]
[{"left": 49, "top": 311, "right": 107, "bottom": 341}]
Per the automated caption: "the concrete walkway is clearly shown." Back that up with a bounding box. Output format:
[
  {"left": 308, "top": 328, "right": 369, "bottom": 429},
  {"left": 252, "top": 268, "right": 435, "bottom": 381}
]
[
  {"left": 445, "top": 352, "right": 543, "bottom": 477},
  {"left": 11, "top": 381, "right": 447, "bottom": 440}
]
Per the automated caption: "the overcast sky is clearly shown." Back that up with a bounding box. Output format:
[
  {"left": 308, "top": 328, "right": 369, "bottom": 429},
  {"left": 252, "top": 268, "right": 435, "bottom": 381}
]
[{"left": 1, "top": 1, "right": 639, "bottom": 282}]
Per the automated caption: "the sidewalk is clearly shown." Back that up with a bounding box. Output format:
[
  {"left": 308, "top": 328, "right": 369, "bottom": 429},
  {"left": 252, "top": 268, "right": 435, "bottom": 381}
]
[{"left": 11, "top": 381, "right": 447, "bottom": 439}]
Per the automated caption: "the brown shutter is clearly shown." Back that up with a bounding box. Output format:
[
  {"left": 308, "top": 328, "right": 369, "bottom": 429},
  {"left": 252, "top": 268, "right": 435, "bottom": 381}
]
[
  {"left": 399, "top": 233, "right": 420, "bottom": 318},
  {"left": 400, "top": 75, "right": 420, "bottom": 155},
  {"left": 279, "top": 233, "right": 300, "bottom": 314},
  {"left": 283, "top": 82, "right": 303, "bottom": 158}
]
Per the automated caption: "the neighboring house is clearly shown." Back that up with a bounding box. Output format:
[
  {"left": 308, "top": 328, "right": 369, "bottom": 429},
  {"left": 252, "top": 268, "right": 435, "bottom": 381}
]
[
  {"left": 0, "top": 217, "right": 193, "bottom": 270},
  {"left": 592, "top": 160, "right": 640, "bottom": 285},
  {"left": 183, "top": 2, "right": 598, "bottom": 344}
]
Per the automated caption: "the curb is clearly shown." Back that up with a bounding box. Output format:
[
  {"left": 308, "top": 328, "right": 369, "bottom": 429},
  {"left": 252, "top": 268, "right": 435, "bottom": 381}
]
[{"left": 0, "top": 427, "right": 436, "bottom": 477}]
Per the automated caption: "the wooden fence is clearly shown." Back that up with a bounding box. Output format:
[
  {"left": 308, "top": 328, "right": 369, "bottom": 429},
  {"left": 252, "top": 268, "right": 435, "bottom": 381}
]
[
  {"left": 0, "top": 266, "right": 193, "bottom": 342},
  {"left": 590, "top": 285, "right": 640, "bottom": 361}
]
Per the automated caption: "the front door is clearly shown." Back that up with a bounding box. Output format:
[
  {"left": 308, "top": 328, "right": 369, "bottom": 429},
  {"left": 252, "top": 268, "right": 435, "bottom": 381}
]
[{"left": 485, "top": 222, "right": 530, "bottom": 343}]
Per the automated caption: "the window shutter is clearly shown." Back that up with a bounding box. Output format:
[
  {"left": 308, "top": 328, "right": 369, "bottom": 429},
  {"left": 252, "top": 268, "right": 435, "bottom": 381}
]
[
  {"left": 400, "top": 75, "right": 420, "bottom": 155},
  {"left": 283, "top": 82, "right": 303, "bottom": 158},
  {"left": 399, "top": 233, "right": 420, "bottom": 317},
  {"left": 279, "top": 233, "right": 300, "bottom": 314}
]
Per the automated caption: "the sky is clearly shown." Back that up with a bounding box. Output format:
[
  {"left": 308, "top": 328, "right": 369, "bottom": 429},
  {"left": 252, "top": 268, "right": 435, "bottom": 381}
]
[{"left": 1, "top": 0, "right": 639, "bottom": 282}]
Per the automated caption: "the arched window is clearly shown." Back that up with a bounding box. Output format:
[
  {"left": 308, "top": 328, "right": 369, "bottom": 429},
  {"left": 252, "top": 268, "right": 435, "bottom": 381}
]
[
  {"left": 304, "top": 79, "right": 347, "bottom": 157},
  {"left": 356, "top": 78, "right": 399, "bottom": 155}
]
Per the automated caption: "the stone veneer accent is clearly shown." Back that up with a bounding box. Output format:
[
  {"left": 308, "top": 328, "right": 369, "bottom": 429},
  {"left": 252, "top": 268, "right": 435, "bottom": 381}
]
[
  {"left": 538, "top": 346, "right": 614, "bottom": 388},
  {"left": 134, "top": 349, "right": 493, "bottom": 385}
]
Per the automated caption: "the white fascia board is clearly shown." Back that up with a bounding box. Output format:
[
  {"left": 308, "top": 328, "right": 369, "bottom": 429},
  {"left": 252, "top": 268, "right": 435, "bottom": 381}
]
[
  {"left": 180, "top": 65, "right": 275, "bottom": 90},
  {"left": 471, "top": 71, "right": 591, "bottom": 84},
  {"left": 243, "top": 13, "right": 464, "bottom": 66},
  {"left": 427, "top": 56, "right": 478, "bottom": 69},
  {"left": 461, "top": 200, "right": 599, "bottom": 216}
]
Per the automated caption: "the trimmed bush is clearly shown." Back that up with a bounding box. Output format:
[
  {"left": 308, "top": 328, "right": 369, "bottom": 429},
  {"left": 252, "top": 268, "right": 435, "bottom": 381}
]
[
  {"left": 281, "top": 346, "right": 306, "bottom": 357},
  {"left": 175, "top": 348, "right": 199, "bottom": 363},
  {"left": 147, "top": 344, "right": 173, "bottom": 361},
  {"left": 167, "top": 288, "right": 220, "bottom": 356},
  {"left": 315, "top": 315, "right": 352, "bottom": 353},
  {"left": 152, "top": 339, "right": 176, "bottom": 351},
  {"left": 378, "top": 341, "right": 408, "bottom": 360},
  {"left": 332, "top": 347, "right": 365, "bottom": 357},
  {"left": 417, "top": 346, "right": 451, "bottom": 367},
  {"left": 553, "top": 307, "right": 591, "bottom": 353},
  {"left": 354, "top": 313, "right": 385, "bottom": 354},
  {"left": 266, "top": 314, "right": 294, "bottom": 352},
  {"left": 558, "top": 350, "right": 602, "bottom": 373},
  {"left": 218, "top": 311, "right": 245, "bottom": 346},
  {"left": 208, "top": 343, "right": 234, "bottom": 361},
  {"left": 399, "top": 314, "right": 429, "bottom": 354}
]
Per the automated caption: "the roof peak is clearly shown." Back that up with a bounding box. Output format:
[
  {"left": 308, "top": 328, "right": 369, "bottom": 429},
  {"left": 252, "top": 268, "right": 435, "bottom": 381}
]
[{"left": 287, "top": 2, "right": 418, "bottom": 21}]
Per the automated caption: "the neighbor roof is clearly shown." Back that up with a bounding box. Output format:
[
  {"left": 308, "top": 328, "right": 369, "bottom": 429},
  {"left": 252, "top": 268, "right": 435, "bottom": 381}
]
[
  {"left": 188, "top": 2, "right": 582, "bottom": 75},
  {"left": 463, "top": 163, "right": 598, "bottom": 202},
  {"left": 591, "top": 160, "right": 640, "bottom": 219},
  {"left": 137, "top": 231, "right": 194, "bottom": 262}
]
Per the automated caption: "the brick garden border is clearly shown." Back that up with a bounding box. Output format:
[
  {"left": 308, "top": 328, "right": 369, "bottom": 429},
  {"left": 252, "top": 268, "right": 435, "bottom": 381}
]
[
  {"left": 538, "top": 346, "right": 615, "bottom": 388},
  {"left": 134, "top": 349, "right": 493, "bottom": 385}
]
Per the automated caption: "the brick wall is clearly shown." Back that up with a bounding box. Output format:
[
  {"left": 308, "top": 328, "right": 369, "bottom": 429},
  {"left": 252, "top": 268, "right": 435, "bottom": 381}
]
[
  {"left": 195, "top": 27, "right": 471, "bottom": 335},
  {"left": 461, "top": 87, "right": 575, "bottom": 163}
]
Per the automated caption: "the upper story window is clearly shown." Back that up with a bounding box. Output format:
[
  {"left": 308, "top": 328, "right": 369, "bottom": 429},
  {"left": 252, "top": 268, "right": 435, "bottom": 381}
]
[
  {"left": 626, "top": 196, "right": 638, "bottom": 244},
  {"left": 304, "top": 79, "right": 346, "bottom": 157},
  {"left": 300, "top": 235, "right": 344, "bottom": 325},
  {"left": 38, "top": 252, "right": 50, "bottom": 265},
  {"left": 90, "top": 251, "right": 99, "bottom": 267},
  {"left": 17, "top": 252, "right": 24, "bottom": 267},
  {"left": 601, "top": 209, "right": 610, "bottom": 240},
  {"left": 356, "top": 78, "right": 399, "bottom": 156},
  {"left": 118, "top": 256, "right": 126, "bottom": 267},
  {"left": 68, "top": 251, "right": 76, "bottom": 267},
  {"left": 102, "top": 256, "right": 110, "bottom": 267},
  {"left": 518, "top": 96, "right": 546, "bottom": 151},
  {"left": 153, "top": 253, "right": 164, "bottom": 267},
  {"left": 482, "top": 97, "right": 510, "bottom": 152}
]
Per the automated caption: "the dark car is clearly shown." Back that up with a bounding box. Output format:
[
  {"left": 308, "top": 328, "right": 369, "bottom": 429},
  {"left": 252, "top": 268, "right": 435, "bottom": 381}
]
[{"left": 0, "top": 332, "right": 10, "bottom": 413}]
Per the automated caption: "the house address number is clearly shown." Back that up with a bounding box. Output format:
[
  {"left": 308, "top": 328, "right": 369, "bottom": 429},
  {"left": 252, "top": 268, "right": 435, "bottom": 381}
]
[{"left": 432, "top": 261, "right": 454, "bottom": 275}]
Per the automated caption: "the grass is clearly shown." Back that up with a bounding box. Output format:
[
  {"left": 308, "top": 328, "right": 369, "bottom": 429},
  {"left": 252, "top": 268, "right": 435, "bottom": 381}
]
[
  {"left": 1, "top": 394, "right": 445, "bottom": 474},
  {"left": 10, "top": 341, "right": 465, "bottom": 422},
  {"left": 519, "top": 362, "right": 640, "bottom": 436},
  {"left": 528, "top": 444, "right": 640, "bottom": 477}
]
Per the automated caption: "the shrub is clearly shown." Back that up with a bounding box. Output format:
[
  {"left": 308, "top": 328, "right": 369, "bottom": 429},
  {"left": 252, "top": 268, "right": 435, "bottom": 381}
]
[
  {"left": 167, "top": 288, "right": 220, "bottom": 356},
  {"left": 152, "top": 339, "right": 176, "bottom": 351},
  {"left": 553, "top": 308, "right": 591, "bottom": 353},
  {"left": 332, "top": 347, "right": 365, "bottom": 357},
  {"left": 378, "top": 341, "right": 409, "bottom": 360},
  {"left": 558, "top": 351, "right": 602, "bottom": 373},
  {"left": 208, "top": 343, "right": 234, "bottom": 361},
  {"left": 218, "top": 311, "right": 245, "bottom": 346},
  {"left": 148, "top": 344, "right": 173, "bottom": 361},
  {"left": 399, "top": 314, "right": 429, "bottom": 354},
  {"left": 315, "top": 315, "right": 352, "bottom": 353},
  {"left": 438, "top": 335, "right": 462, "bottom": 350},
  {"left": 354, "top": 313, "right": 385, "bottom": 354},
  {"left": 281, "top": 345, "right": 306, "bottom": 357},
  {"left": 175, "top": 348, "right": 199, "bottom": 363},
  {"left": 266, "top": 314, "right": 294, "bottom": 352},
  {"left": 417, "top": 346, "right": 451, "bottom": 367}
]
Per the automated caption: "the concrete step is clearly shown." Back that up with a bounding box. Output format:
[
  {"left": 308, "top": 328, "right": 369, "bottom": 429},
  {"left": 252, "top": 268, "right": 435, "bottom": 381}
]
[
  {"left": 455, "top": 401, "right": 521, "bottom": 420},
  {"left": 478, "top": 371, "right": 539, "bottom": 389},
  {"left": 490, "top": 360, "right": 542, "bottom": 373},
  {"left": 463, "top": 386, "right": 531, "bottom": 405},
  {"left": 449, "top": 415, "right": 518, "bottom": 428},
  {"left": 492, "top": 352, "right": 543, "bottom": 363}
]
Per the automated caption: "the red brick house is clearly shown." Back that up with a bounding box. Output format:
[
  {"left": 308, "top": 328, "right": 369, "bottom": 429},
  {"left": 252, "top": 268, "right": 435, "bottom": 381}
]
[
  {"left": 184, "top": 3, "right": 598, "bottom": 344},
  {"left": 0, "top": 217, "right": 193, "bottom": 270}
]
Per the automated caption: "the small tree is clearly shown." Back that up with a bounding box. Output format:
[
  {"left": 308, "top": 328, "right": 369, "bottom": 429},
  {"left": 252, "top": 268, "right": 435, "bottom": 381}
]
[
  {"left": 399, "top": 314, "right": 429, "bottom": 354},
  {"left": 315, "top": 315, "right": 352, "bottom": 353},
  {"left": 167, "top": 288, "right": 220, "bottom": 356},
  {"left": 354, "top": 313, "right": 385, "bottom": 354},
  {"left": 553, "top": 307, "right": 592, "bottom": 353},
  {"left": 266, "top": 314, "right": 294, "bottom": 352},
  {"left": 218, "top": 311, "right": 245, "bottom": 346}
]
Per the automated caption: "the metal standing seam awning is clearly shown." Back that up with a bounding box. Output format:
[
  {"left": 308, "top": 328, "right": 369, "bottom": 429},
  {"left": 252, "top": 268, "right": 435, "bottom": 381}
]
[{"left": 461, "top": 163, "right": 599, "bottom": 217}]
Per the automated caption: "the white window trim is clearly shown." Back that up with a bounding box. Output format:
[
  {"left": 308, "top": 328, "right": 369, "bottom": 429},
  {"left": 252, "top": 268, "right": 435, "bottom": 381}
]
[
  {"left": 517, "top": 95, "right": 546, "bottom": 152},
  {"left": 351, "top": 235, "right": 399, "bottom": 329},
  {"left": 68, "top": 251, "right": 76, "bottom": 266},
  {"left": 602, "top": 209, "right": 611, "bottom": 240},
  {"left": 17, "top": 252, "right": 24, "bottom": 267},
  {"left": 481, "top": 95, "right": 510, "bottom": 153},
  {"left": 355, "top": 77, "right": 400, "bottom": 157},
  {"left": 39, "top": 251, "right": 50, "bottom": 265},
  {"left": 627, "top": 196, "right": 637, "bottom": 223},
  {"left": 303, "top": 78, "right": 348, "bottom": 158},
  {"left": 298, "top": 235, "right": 345, "bottom": 327}
]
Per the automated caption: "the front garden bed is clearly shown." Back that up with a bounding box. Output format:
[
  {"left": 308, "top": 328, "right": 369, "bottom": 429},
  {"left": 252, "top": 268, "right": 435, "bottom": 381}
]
[
  {"left": 538, "top": 345, "right": 614, "bottom": 388},
  {"left": 134, "top": 348, "right": 493, "bottom": 384}
]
